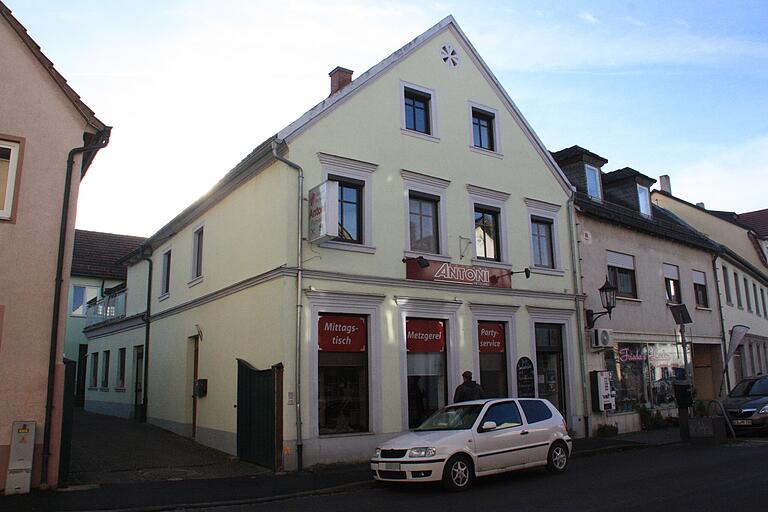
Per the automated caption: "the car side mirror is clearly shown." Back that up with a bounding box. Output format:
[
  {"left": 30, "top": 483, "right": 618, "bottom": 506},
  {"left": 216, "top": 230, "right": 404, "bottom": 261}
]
[{"left": 480, "top": 421, "right": 497, "bottom": 432}]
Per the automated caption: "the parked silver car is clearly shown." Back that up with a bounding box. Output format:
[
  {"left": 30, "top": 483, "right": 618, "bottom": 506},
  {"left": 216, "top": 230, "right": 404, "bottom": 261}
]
[{"left": 370, "top": 398, "right": 572, "bottom": 491}]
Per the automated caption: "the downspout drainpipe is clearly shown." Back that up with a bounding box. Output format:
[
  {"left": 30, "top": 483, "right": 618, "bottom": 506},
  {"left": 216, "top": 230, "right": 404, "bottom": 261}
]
[
  {"left": 567, "top": 194, "right": 591, "bottom": 438},
  {"left": 271, "top": 140, "right": 304, "bottom": 471},
  {"left": 43, "top": 128, "right": 112, "bottom": 485},
  {"left": 712, "top": 252, "right": 730, "bottom": 396},
  {"left": 140, "top": 252, "right": 153, "bottom": 422}
]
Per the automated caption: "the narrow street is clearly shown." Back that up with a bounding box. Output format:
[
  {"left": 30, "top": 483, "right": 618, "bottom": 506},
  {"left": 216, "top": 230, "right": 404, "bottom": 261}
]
[{"left": 199, "top": 440, "right": 768, "bottom": 512}]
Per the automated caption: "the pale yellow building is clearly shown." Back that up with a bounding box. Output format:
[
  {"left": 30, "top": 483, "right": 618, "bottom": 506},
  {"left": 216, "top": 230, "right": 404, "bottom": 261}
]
[
  {"left": 652, "top": 188, "right": 768, "bottom": 388},
  {"left": 87, "top": 16, "right": 588, "bottom": 470}
]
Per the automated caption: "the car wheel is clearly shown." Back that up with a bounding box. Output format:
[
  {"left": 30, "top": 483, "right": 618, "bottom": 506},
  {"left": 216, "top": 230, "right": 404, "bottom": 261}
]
[
  {"left": 442, "top": 453, "right": 474, "bottom": 491},
  {"left": 546, "top": 442, "right": 569, "bottom": 474}
]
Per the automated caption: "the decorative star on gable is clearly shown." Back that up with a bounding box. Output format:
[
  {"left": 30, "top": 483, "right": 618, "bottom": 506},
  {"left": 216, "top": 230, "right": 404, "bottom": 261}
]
[{"left": 440, "top": 44, "right": 459, "bottom": 68}]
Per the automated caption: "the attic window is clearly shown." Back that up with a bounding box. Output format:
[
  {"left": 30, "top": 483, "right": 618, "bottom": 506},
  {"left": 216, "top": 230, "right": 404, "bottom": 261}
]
[
  {"left": 637, "top": 185, "right": 651, "bottom": 217},
  {"left": 585, "top": 165, "right": 602, "bottom": 200},
  {"left": 440, "top": 44, "right": 459, "bottom": 67}
]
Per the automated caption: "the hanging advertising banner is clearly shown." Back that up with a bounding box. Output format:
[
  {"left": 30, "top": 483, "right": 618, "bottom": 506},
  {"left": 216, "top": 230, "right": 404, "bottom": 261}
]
[
  {"left": 308, "top": 180, "right": 339, "bottom": 244},
  {"left": 318, "top": 315, "right": 366, "bottom": 352},
  {"left": 478, "top": 321, "right": 505, "bottom": 353},
  {"left": 406, "top": 319, "right": 445, "bottom": 352},
  {"left": 404, "top": 259, "right": 512, "bottom": 288}
]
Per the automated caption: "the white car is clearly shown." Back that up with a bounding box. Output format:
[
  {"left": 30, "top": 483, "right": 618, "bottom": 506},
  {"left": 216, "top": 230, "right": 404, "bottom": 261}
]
[{"left": 370, "top": 398, "right": 572, "bottom": 491}]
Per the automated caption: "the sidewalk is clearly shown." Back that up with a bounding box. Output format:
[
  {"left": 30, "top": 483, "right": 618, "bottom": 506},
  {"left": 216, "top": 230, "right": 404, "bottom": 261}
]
[{"left": 0, "top": 428, "right": 683, "bottom": 512}]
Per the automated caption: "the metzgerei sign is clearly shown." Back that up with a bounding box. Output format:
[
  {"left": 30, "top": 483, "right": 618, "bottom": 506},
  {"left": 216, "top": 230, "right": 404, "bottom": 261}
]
[
  {"left": 404, "top": 259, "right": 511, "bottom": 288},
  {"left": 318, "top": 315, "right": 366, "bottom": 352},
  {"left": 308, "top": 180, "right": 339, "bottom": 243},
  {"left": 406, "top": 319, "right": 445, "bottom": 352},
  {"left": 478, "top": 321, "right": 505, "bottom": 353}
]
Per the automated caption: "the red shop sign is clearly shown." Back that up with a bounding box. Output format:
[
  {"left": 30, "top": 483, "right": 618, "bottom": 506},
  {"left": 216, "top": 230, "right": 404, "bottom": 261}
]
[
  {"left": 318, "top": 315, "right": 366, "bottom": 352},
  {"left": 406, "top": 319, "right": 445, "bottom": 353},
  {"left": 478, "top": 321, "right": 505, "bottom": 353},
  {"left": 405, "top": 259, "right": 512, "bottom": 288}
]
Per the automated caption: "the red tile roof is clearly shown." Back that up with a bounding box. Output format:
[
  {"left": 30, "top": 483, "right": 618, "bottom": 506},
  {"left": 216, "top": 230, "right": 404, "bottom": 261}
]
[
  {"left": 738, "top": 208, "right": 768, "bottom": 237},
  {"left": 72, "top": 230, "right": 146, "bottom": 280}
]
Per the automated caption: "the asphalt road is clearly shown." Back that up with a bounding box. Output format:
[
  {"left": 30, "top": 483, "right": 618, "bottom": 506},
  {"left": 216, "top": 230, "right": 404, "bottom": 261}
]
[{"left": 197, "top": 439, "right": 768, "bottom": 512}]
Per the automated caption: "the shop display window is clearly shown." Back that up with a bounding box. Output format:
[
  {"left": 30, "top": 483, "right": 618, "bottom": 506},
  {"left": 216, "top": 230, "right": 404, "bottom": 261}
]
[
  {"left": 318, "top": 314, "right": 369, "bottom": 435},
  {"left": 406, "top": 318, "right": 447, "bottom": 428},
  {"left": 478, "top": 321, "right": 507, "bottom": 398},
  {"left": 604, "top": 342, "right": 686, "bottom": 414}
]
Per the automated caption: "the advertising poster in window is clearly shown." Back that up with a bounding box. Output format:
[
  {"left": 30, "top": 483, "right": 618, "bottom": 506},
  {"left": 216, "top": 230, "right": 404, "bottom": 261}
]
[
  {"left": 318, "top": 315, "right": 366, "bottom": 352},
  {"left": 406, "top": 319, "right": 445, "bottom": 352},
  {"left": 478, "top": 321, "right": 505, "bottom": 353},
  {"left": 308, "top": 180, "right": 339, "bottom": 243}
]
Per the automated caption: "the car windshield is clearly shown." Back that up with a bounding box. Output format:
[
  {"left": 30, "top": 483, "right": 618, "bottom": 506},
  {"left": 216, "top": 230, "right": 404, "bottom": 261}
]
[
  {"left": 729, "top": 378, "right": 768, "bottom": 397},
  {"left": 414, "top": 404, "right": 484, "bottom": 431}
]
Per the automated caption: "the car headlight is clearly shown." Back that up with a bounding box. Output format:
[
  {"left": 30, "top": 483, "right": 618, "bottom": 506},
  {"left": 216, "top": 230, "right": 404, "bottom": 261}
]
[
  {"left": 759, "top": 405, "right": 768, "bottom": 415},
  {"left": 408, "top": 447, "right": 436, "bottom": 458},
  {"left": 374, "top": 448, "right": 381, "bottom": 458}
]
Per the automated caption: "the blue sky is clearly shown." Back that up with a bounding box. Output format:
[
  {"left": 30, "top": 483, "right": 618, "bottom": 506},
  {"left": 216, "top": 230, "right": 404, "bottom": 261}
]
[{"left": 8, "top": 0, "right": 768, "bottom": 235}]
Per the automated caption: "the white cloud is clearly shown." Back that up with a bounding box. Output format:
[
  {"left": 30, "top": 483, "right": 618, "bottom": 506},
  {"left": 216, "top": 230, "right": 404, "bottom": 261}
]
[
  {"left": 579, "top": 11, "right": 598, "bottom": 24},
  {"left": 663, "top": 135, "right": 768, "bottom": 213}
]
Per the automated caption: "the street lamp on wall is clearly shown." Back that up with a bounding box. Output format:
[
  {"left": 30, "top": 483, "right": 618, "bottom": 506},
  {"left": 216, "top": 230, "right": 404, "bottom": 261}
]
[
  {"left": 586, "top": 276, "right": 618, "bottom": 329},
  {"left": 402, "top": 256, "right": 430, "bottom": 268}
]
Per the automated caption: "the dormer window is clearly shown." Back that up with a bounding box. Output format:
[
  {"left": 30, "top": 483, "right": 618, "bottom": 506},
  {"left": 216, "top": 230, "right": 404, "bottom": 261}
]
[
  {"left": 637, "top": 185, "right": 651, "bottom": 216},
  {"left": 585, "top": 165, "right": 602, "bottom": 199}
]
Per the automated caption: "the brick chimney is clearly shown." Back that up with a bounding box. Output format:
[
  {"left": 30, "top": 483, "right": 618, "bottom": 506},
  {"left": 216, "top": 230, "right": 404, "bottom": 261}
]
[
  {"left": 659, "top": 175, "right": 672, "bottom": 194},
  {"left": 329, "top": 66, "right": 353, "bottom": 96}
]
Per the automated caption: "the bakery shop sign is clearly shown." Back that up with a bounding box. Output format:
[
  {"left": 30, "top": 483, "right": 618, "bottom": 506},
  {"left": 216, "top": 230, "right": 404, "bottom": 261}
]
[
  {"left": 478, "top": 321, "right": 505, "bottom": 353},
  {"left": 404, "top": 259, "right": 511, "bottom": 288},
  {"left": 406, "top": 319, "right": 446, "bottom": 353},
  {"left": 318, "top": 315, "right": 366, "bottom": 352}
]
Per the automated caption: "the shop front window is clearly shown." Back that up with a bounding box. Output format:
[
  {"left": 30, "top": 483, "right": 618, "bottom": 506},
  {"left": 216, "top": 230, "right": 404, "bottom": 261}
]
[
  {"left": 604, "top": 342, "right": 686, "bottom": 414},
  {"left": 478, "top": 321, "right": 507, "bottom": 398},
  {"left": 406, "top": 318, "right": 447, "bottom": 428},
  {"left": 318, "top": 314, "right": 369, "bottom": 435},
  {"left": 535, "top": 323, "right": 565, "bottom": 414}
]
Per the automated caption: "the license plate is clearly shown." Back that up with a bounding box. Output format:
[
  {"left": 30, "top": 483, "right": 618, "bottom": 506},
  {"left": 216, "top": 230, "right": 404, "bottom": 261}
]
[
  {"left": 732, "top": 419, "right": 752, "bottom": 426},
  {"left": 381, "top": 462, "right": 401, "bottom": 471}
]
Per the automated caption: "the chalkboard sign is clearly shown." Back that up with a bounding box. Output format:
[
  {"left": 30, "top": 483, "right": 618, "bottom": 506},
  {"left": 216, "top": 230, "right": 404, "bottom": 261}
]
[{"left": 517, "top": 357, "right": 535, "bottom": 398}]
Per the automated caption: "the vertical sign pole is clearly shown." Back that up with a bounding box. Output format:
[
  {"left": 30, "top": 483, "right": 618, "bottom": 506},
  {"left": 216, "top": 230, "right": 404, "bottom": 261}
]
[{"left": 679, "top": 323, "right": 691, "bottom": 441}]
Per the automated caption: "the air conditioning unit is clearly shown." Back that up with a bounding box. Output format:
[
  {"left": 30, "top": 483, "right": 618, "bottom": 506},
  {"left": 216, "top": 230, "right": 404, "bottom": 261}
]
[{"left": 591, "top": 328, "right": 613, "bottom": 349}]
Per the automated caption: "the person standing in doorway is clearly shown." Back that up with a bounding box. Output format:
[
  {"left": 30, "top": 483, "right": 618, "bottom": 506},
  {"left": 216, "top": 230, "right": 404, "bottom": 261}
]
[{"left": 453, "top": 371, "right": 485, "bottom": 403}]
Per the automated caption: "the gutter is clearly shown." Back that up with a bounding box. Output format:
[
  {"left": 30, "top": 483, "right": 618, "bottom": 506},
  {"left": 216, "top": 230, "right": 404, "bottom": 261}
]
[
  {"left": 271, "top": 140, "right": 305, "bottom": 471},
  {"left": 712, "top": 253, "right": 731, "bottom": 395},
  {"left": 43, "top": 127, "right": 112, "bottom": 485},
  {"left": 567, "top": 193, "right": 591, "bottom": 438}
]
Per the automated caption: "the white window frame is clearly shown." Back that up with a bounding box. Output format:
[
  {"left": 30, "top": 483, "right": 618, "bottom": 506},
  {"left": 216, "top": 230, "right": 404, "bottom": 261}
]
[
  {"left": 637, "top": 184, "right": 652, "bottom": 217},
  {"left": 0, "top": 140, "right": 20, "bottom": 220},
  {"left": 585, "top": 164, "right": 602, "bottom": 200},
  {"left": 402, "top": 170, "right": 451, "bottom": 261},
  {"left": 525, "top": 198, "right": 563, "bottom": 275},
  {"left": 467, "top": 101, "right": 502, "bottom": 158},
  {"left": 189, "top": 223, "right": 205, "bottom": 286},
  {"left": 400, "top": 81, "right": 439, "bottom": 142},
  {"left": 469, "top": 303, "right": 519, "bottom": 397},
  {"left": 70, "top": 285, "right": 100, "bottom": 317},
  {"left": 395, "top": 296, "right": 461, "bottom": 431},
  {"left": 467, "top": 184, "right": 510, "bottom": 268},
  {"left": 306, "top": 290, "right": 385, "bottom": 438},
  {"left": 318, "top": 153, "right": 377, "bottom": 254},
  {"left": 159, "top": 247, "right": 172, "bottom": 300}
]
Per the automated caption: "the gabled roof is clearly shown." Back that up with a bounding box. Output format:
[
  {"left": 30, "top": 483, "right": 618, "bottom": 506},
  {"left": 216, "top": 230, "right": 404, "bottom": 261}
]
[
  {"left": 550, "top": 145, "right": 608, "bottom": 167},
  {"left": 277, "top": 15, "right": 573, "bottom": 196},
  {"left": 736, "top": 208, "right": 768, "bottom": 237},
  {"left": 0, "top": 1, "right": 105, "bottom": 131},
  {"left": 603, "top": 167, "right": 656, "bottom": 186},
  {"left": 72, "top": 229, "right": 146, "bottom": 280}
]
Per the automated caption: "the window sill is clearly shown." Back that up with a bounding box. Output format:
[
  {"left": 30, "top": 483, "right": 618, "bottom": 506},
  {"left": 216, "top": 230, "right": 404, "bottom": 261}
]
[
  {"left": 695, "top": 306, "right": 713, "bottom": 312},
  {"left": 400, "top": 128, "right": 440, "bottom": 143},
  {"left": 726, "top": 301, "right": 733, "bottom": 307},
  {"left": 70, "top": 314, "right": 87, "bottom": 318},
  {"left": 88, "top": 387, "right": 98, "bottom": 391},
  {"left": 187, "top": 276, "right": 204, "bottom": 288},
  {"left": 115, "top": 387, "right": 126, "bottom": 393},
  {"left": 471, "top": 258, "right": 513, "bottom": 270},
  {"left": 617, "top": 296, "right": 642, "bottom": 303},
  {"left": 158, "top": 293, "right": 170, "bottom": 302},
  {"left": 320, "top": 240, "right": 376, "bottom": 254},
  {"left": 403, "top": 250, "right": 452, "bottom": 263},
  {"left": 99, "top": 387, "right": 109, "bottom": 392},
  {"left": 529, "top": 267, "right": 565, "bottom": 276},
  {"left": 666, "top": 301, "right": 683, "bottom": 307},
  {"left": 469, "top": 145, "right": 503, "bottom": 159}
]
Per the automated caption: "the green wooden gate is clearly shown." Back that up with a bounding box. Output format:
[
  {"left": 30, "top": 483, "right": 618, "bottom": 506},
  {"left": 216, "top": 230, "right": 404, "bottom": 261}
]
[{"left": 236, "top": 360, "right": 283, "bottom": 470}]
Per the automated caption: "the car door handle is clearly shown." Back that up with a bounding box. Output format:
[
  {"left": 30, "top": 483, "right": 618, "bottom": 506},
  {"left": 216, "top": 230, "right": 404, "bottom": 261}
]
[{"left": 520, "top": 430, "right": 529, "bottom": 435}]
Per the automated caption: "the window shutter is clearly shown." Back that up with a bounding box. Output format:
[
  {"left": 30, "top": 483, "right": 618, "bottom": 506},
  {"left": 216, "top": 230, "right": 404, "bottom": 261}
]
[
  {"left": 607, "top": 251, "right": 634, "bottom": 270},
  {"left": 663, "top": 264, "right": 679, "bottom": 280},
  {"left": 692, "top": 270, "right": 706, "bottom": 285}
]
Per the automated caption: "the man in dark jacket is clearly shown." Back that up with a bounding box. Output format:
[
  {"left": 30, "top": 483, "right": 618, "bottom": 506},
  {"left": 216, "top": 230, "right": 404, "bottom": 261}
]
[{"left": 453, "top": 371, "right": 485, "bottom": 403}]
